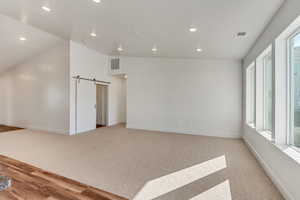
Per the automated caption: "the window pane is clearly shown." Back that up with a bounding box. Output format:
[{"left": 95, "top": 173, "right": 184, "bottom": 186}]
[
  {"left": 291, "top": 32, "right": 300, "bottom": 147},
  {"left": 248, "top": 66, "right": 255, "bottom": 125},
  {"left": 264, "top": 53, "right": 273, "bottom": 131}
]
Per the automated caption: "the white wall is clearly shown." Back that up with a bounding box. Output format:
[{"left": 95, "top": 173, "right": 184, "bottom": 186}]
[
  {"left": 0, "top": 42, "right": 70, "bottom": 134},
  {"left": 109, "top": 76, "right": 127, "bottom": 125},
  {"left": 69, "top": 41, "right": 126, "bottom": 134},
  {"left": 123, "top": 57, "right": 242, "bottom": 138},
  {"left": 243, "top": 1, "right": 300, "bottom": 199}
]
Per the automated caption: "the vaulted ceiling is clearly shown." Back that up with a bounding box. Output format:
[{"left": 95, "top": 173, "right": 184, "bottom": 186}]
[
  {"left": 0, "top": 14, "right": 63, "bottom": 72},
  {"left": 0, "top": 0, "right": 285, "bottom": 60}
]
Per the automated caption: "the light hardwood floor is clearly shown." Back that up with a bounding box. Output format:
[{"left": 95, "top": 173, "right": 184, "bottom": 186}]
[
  {"left": 0, "top": 125, "right": 23, "bottom": 133},
  {"left": 0, "top": 155, "right": 128, "bottom": 200},
  {"left": 0, "top": 125, "right": 284, "bottom": 200}
]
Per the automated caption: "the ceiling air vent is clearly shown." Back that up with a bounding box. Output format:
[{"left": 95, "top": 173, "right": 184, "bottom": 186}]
[
  {"left": 111, "top": 58, "right": 120, "bottom": 71},
  {"left": 237, "top": 32, "right": 247, "bottom": 37}
]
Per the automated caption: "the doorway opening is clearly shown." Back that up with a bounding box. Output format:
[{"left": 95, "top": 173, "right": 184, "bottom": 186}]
[{"left": 96, "top": 84, "right": 108, "bottom": 128}]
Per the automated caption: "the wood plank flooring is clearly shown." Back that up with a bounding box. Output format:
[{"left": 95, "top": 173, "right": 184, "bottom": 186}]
[
  {"left": 0, "top": 125, "right": 23, "bottom": 133},
  {"left": 0, "top": 155, "right": 128, "bottom": 200}
]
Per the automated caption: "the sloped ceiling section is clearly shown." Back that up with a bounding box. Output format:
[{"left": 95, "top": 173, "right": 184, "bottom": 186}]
[
  {"left": 0, "top": 0, "right": 284, "bottom": 59},
  {"left": 0, "top": 14, "right": 63, "bottom": 73}
]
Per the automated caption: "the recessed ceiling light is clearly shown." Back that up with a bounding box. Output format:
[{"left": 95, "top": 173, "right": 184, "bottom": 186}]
[
  {"left": 117, "top": 45, "right": 123, "bottom": 52},
  {"left": 196, "top": 48, "right": 203, "bottom": 52},
  {"left": 90, "top": 32, "right": 97, "bottom": 37},
  {"left": 19, "top": 36, "right": 27, "bottom": 41},
  {"left": 152, "top": 46, "right": 158, "bottom": 52},
  {"left": 42, "top": 6, "right": 51, "bottom": 12},
  {"left": 93, "top": 0, "right": 101, "bottom": 3},
  {"left": 189, "top": 27, "right": 197, "bottom": 32}
]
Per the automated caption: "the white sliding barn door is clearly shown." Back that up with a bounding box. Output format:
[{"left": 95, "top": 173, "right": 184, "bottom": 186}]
[{"left": 76, "top": 80, "right": 96, "bottom": 133}]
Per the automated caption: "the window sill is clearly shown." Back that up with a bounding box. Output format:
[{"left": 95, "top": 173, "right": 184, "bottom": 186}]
[
  {"left": 273, "top": 144, "right": 300, "bottom": 165},
  {"left": 245, "top": 124, "right": 273, "bottom": 142},
  {"left": 246, "top": 125, "right": 300, "bottom": 166},
  {"left": 257, "top": 130, "right": 273, "bottom": 142},
  {"left": 246, "top": 123, "right": 256, "bottom": 129}
]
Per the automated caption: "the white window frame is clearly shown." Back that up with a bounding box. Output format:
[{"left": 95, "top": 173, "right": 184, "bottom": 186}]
[
  {"left": 262, "top": 50, "right": 273, "bottom": 133},
  {"left": 246, "top": 63, "right": 256, "bottom": 127},
  {"left": 263, "top": 50, "right": 274, "bottom": 134},
  {"left": 255, "top": 45, "right": 273, "bottom": 139},
  {"left": 287, "top": 28, "right": 300, "bottom": 151},
  {"left": 275, "top": 16, "right": 300, "bottom": 145}
]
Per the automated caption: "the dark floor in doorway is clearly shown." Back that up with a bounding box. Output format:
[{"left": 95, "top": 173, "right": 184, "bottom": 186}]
[{"left": 96, "top": 124, "right": 106, "bottom": 128}]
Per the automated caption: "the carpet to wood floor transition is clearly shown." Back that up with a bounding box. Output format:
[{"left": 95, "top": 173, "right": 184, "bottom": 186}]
[
  {"left": 0, "top": 155, "right": 128, "bottom": 200},
  {"left": 0, "top": 125, "right": 23, "bottom": 133},
  {"left": 0, "top": 125, "right": 284, "bottom": 200}
]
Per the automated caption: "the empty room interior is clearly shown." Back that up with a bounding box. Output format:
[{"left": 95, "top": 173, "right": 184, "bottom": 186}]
[{"left": 0, "top": 0, "right": 300, "bottom": 199}]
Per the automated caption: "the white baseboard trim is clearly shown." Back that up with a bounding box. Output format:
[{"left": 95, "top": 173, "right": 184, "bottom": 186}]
[
  {"left": 126, "top": 124, "right": 241, "bottom": 139},
  {"left": 29, "top": 126, "right": 69, "bottom": 135},
  {"left": 108, "top": 121, "right": 125, "bottom": 127},
  {"left": 2, "top": 123, "right": 69, "bottom": 135},
  {"left": 243, "top": 137, "right": 294, "bottom": 200}
]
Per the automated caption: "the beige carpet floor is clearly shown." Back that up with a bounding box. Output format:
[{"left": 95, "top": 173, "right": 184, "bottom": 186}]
[{"left": 0, "top": 125, "right": 283, "bottom": 200}]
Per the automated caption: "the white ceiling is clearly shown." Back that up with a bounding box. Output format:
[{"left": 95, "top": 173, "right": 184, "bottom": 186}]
[
  {"left": 0, "top": 0, "right": 284, "bottom": 60},
  {"left": 0, "top": 14, "right": 63, "bottom": 72}
]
